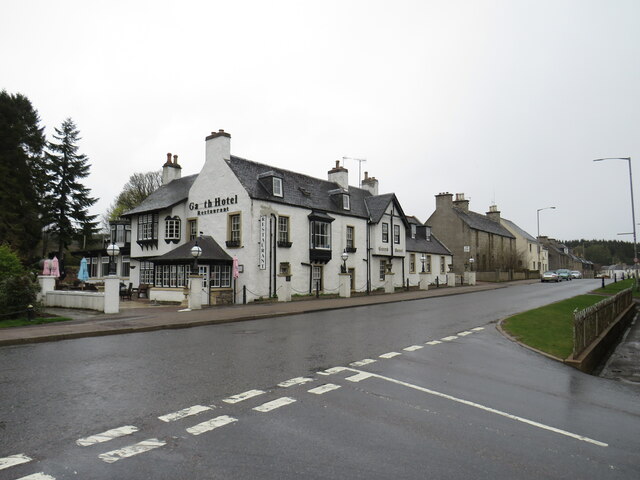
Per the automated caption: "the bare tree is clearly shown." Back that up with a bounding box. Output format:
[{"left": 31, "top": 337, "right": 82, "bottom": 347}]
[{"left": 107, "top": 170, "right": 162, "bottom": 220}]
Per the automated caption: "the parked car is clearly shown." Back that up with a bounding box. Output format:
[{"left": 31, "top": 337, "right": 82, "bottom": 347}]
[
  {"left": 541, "top": 271, "right": 559, "bottom": 282},
  {"left": 556, "top": 269, "right": 572, "bottom": 281},
  {"left": 570, "top": 270, "right": 582, "bottom": 279}
]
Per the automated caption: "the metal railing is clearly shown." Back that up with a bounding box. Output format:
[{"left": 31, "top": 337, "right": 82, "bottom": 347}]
[{"left": 572, "top": 287, "right": 632, "bottom": 357}]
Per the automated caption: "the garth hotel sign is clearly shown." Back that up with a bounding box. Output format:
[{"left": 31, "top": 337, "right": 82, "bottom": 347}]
[{"left": 189, "top": 194, "right": 238, "bottom": 216}]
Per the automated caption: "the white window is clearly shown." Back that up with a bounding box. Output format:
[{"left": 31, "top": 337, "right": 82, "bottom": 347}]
[
  {"left": 312, "top": 265, "right": 323, "bottom": 291},
  {"left": 278, "top": 216, "right": 289, "bottom": 243},
  {"left": 138, "top": 213, "right": 158, "bottom": 241},
  {"left": 140, "top": 261, "right": 154, "bottom": 285},
  {"left": 379, "top": 260, "right": 386, "bottom": 281},
  {"left": 426, "top": 255, "right": 432, "bottom": 273},
  {"left": 273, "top": 177, "right": 283, "bottom": 197},
  {"left": 409, "top": 254, "right": 416, "bottom": 274},
  {"left": 440, "top": 256, "right": 446, "bottom": 273},
  {"left": 121, "top": 255, "right": 130, "bottom": 277},
  {"left": 101, "top": 256, "right": 110, "bottom": 277},
  {"left": 342, "top": 194, "right": 350, "bottom": 210},
  {"left": 165, "top": 217, "right": 181, "bottom": 241},
  {"left": 382, "top": 223, "right": 389, "bottom": 243},
  {"left": 310, "top": 221, "right": 331, "bottom": 249},
  {"left": 229, "top": 214, "right": 241, "bottom": 244},
  {"left": 188, "top": 219, "right": 198, "bottom": 241},
  {"left": 411, "top": 224, "right": 416, "bottom": 239},
  {"left": 393, "top": 225, "right": 400, "bottom": 244},
  {"left": 211, "top": 265, "right": 231, "bottom": 288},
  {"left": 346, "top": 226, "right": 354, "bottom": 250},
  {"left": 425, "top": 226, "right": 431, "bottom": 241}
]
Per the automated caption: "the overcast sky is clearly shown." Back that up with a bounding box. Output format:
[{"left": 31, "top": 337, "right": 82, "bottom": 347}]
[{"left": 3, "top": 0, "right": 639, "bottom": 242}]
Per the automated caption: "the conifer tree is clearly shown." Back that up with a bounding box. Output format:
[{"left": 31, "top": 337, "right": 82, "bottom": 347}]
[
  {"left": 0, "top": 90, "right": 47, "bottom": 260},
  {"left": 44, "top": 118, "right": 98, "bottom": 266}
]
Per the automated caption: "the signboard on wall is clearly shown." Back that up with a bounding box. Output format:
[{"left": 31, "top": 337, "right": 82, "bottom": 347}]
[{"left": 259, "top": 215, "right": 267, "bottom": 270}]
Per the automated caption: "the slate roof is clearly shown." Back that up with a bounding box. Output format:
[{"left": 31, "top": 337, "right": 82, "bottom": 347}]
[
  {"left": 453, "top": 208, "right": 515, "bottom": 238},
  {"left": 226, "top": 156, "right": 372, "bottom": 218},
  {"left": 123, "top": 175, "right": 198, "bottom": 216},
  {"left": 406, "top": 232, "right": 452, "bottom": 256},
  {"left": 501, "top": 218, "right": 537, "bottom": 243},
  {"left": 151, "top": 236, "right": 232, "bottom": 263},
  {"left": 364, "top": 193, "right": 410, "bottom": 226}
]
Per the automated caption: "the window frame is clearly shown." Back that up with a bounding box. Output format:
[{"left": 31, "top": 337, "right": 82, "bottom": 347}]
[
  {"left": 187, "top": 218, "right": 198, "bottom": 241},
  {"left": 165, "top": 216, "right": 181, "bottom": 241},
  {"left": 379, "top": 259, "right": 386, "bottom": 281},
  {"left": 273, "top": 177, "right": 283, "bottom": 197},
  {"left": 382, "top": 223, "right": 389, "bottom": 243},
  {"left": 409, "top": 253, "right": 416, "bottom": 274},
  {"left": 227, "top": 212, "right": 242, "bottom": 246},
  {"left": 342, "top": 194, "right": 350, "bottom": 210},
  {"left": 278, "top": 216, "right": 290, "bottom": 243},
  {"left": 393, "top": 224, "right": 400, "bottom": 244},
  {"left": 346, "top": 225, "right": 355, "bottom": 250},
  {"left": 310, "top": 221, "right": 331, "bottom": 250}
]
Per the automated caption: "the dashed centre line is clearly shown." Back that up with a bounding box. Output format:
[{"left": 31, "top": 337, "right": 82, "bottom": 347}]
[
  {"left": 0, "top": 454, "right": 31, "bottom": 470},
  {"left": 186, "top": 415, "right": 238, "bottom": 436},
  {"left": 253, "top": 397, "right": 296, "bottom": 412},
  {"left": 441, "top": 336, "right": 458, "bottom": 341},
  {"left": 457, "top": 331, "right": 472, "bottom": 336},
  {"left": 98, "top": 438, "right": 166, "bottom": 464},
  {"left": 403, "top": 345, "right": 423, "bottom": 351},
  {"left": 223, "top": 389, "right": 265, "bottom": 404},
  {"left": 471, "top": 327, "right": 485, "bottom": 331},
  {"left": 379, "top": 352, "right": 401, "bottom": 359},
  {"left": 426, "top": 340, "right": 442, "bottom": 345},
  {"left": 346, "top": 372, "right": 373, "bottom": 382},
  {"left": 76, "top": 426, "right": 139, "bottom": 447},
  {"left": 308, "top": 384, "right": 341, "bottom": 395},
  {"left": 278, "top": 377, "right": 314, "bottom": 387},
  {"left": 350, "top": 359, "right": 376, "bottom": 367},
  {"left": 158, "top": 405, "right": 211, "bottom": 422},
  {"left": 319, "top": 366, "right": 348, "bottom": 375}
]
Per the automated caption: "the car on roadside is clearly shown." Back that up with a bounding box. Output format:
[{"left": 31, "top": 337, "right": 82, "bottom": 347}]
[
  {"left": 556, "top": 269, "right": 572, "bottom": 281},
  {"left": 541, "top": 271, "right": 560, "bottom": 282},
  {"left": 570, "top": 270, "right": 582, "bottom": 279}
]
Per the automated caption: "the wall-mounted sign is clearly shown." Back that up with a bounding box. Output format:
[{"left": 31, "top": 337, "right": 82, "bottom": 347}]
[
  {"left": 259, "top": 215, "right": 267, "bottom": 270},
  {"left": 189, "top": 195, "right": 238, "bottom": 216}
]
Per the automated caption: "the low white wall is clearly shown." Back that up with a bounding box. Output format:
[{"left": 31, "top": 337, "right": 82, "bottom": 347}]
[
  {"left": 150, "top": 287, "right": 186, "bottom": 303},
  {"left": 45, "top": 291, "right": 105, "bottom": 311}
]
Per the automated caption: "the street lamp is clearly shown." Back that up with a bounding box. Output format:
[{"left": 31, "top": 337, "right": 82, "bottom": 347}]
[
  {"left": 420, "top": 254, "right": 426, "bottom": 273},
  {"left": 191, "top": 243, "right": 202, "bottom": 270},
  {"left": 469, "top": 257, "right": 475, "bottom": 272},
  {"left": 106, "top": 243, "right": 120, "bottom": 276},
  {"left": 594, "top": 157, "right": 637, "bottom": 285},
  {"left": 341, "top": 250, "right": 348, "bottom": 273},
  {"left": 537, "top": 206, "right": 556, "bottom": 238}
]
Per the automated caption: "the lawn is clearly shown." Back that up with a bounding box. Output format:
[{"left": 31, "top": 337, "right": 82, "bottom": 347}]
[
  {"left": 594, "top": 278, "right": 640, "bottom": 297},
  {"left": 0, "top": 316, "right": 73, "bottom": 329},
  {"left": 502, "top": 295, "right": 605, "bottom": 359}
]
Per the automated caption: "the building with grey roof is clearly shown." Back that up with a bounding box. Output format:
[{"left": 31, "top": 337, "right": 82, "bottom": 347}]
[{"left": 121, "top": 130, "right": 450, "bottom": 304}]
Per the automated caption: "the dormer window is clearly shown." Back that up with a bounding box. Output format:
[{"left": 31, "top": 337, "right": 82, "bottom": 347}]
[
  {"left": 411, "top": 224, "right": 416, "bottom": 239},
  {"left": 425, "top": 226, "right": 431, "bottom": 241},
  {"left": 342, "top": 194, "right": 350, "bottom": 210},
  {"left": 273, "top": 177, "right": 283, "bottom": 197}
]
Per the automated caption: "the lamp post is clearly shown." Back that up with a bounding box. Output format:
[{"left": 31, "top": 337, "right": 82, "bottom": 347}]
[
  {"left": 469, "top": 257, "right": 474, "bottom": 272},
  {"left": 106, "top": 243, "right": 120, "bottom": 276},
  {"left": 537, "top": 206, "right": 556, "bottom": 238},
  {"left": 341, "top": 251, "right": 348, "bottom": 273},
  {"left": 420, "top": 254, "right": 426, "bottom": 273},
  {"left": 191, "top": 243, "right": 202, "bottom": 270},
  {"left": 594, "top": 157, "right": 637, "bottom": 286}
]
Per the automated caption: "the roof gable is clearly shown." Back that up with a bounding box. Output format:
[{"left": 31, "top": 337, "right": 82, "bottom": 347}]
[
  {"left": 453, "top": 208, "right": 515, "bottom": 238},
  {"left": 123, "top": 175, "right": 197, "bottom": 216}
]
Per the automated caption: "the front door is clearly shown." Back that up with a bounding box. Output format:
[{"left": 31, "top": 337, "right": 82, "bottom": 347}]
[{"left": 198, "top": 265, "right": 210, "bottom": 305}]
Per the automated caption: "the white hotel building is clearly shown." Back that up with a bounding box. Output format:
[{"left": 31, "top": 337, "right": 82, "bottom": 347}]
[{"left": 123, "top": 130, "right": 452, "bottom": 304}]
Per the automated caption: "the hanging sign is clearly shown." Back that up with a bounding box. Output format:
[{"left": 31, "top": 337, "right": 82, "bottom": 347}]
[{"left": 259, "top": 215, "right": 267, "bottom": 270}]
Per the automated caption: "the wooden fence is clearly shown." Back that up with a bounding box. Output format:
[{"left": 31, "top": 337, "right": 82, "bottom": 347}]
[{"left": 572, "top": 287, "right": 633, "bottom": 357}]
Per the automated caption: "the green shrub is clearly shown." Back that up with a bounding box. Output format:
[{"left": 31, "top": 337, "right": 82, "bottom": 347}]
[
  {"left": 0, "top": 245, "right": 25, "bottom": 281},
  {"left": 0, "top": 274, "right": 39, "bottom": 319}
]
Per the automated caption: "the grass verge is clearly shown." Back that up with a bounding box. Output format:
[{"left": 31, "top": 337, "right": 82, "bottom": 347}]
[
  {"left": 594, "top": 278, "right": 640, "bottom": 297},
  {"left": 0, "top": 316, "right": 73, "bottom": 329},
  {"left": 502, "top": 295, "right": 604, "bottom": 359}
]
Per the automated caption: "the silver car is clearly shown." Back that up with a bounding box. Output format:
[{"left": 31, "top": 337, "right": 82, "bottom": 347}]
[{"left": 541, "top": 271, "right": 559, "bottom": 282}]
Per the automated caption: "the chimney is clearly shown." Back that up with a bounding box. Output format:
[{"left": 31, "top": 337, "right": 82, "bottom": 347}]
[
  {"left": 328, "top": 160, "right": 349, "bottom": 190},
  {"left": 361, "top": 171, "right": 379, "bottom": 196},
  {"left": 162, "top": 152, "right": 182, "bottom": 185},
  {"left": 435, "top": 192, "right": 453, "bottom": 210},
  {"left": 486, "top": 204, "right": 501, "bottom": 223},
  {"left": 453, "top": 193, "right": 469, "bottom": 212},
  {"left": 201, "top": 129, "right": 232, "bottom": 178}
]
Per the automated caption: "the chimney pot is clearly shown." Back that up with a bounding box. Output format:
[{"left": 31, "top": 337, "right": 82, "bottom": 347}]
[
  {"left": 364, "top": 171, "right": 369, "bottom": 180},
  {"left": 335, "top": 160, "right": 340, "bottom": 168},
  {"left": 173, "top": 154, "right": 178, "bottom": 165}
]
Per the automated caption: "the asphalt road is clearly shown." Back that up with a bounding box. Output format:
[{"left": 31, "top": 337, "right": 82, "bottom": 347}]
[{"left": 1, "top": 279, "right": 639, "bottom": 479}]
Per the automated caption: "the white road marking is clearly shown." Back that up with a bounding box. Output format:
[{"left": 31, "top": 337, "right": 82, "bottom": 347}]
[
  {"left": 278, "top": 377, "right": 314, "bottom": 387},
  {"left": 403, "top": 345, "right": 424, "bottom": 351},
  {"left": 319, "top": 366, "right": 348, "bottom": 375},
  {"left": 426, "top": 340, "right": 442, "bottom": 345},
  {"left": 350, "top": 359, "right": 376, "bottom": 367},
  {"left": 186, "top": 415, "right": 237, "bottom": 436},
  {"left": 76, "top": 425, "right": 139, "bottom": 447},
  {"left": 441, "top": 336, "right": 458, "bottom": 341},
  {"left": 253, "top": 397, "right": 296, "bottom": 412},
  {"left": 379, "top": 352, "right": 401, "bottom": 359},
  {"left": 345, "top": 372, "right": 373, "bottom": 383},
  {"left": 457, "top": 331, "right": 472, "bottom": 336},
  {"left": 348, "top": 369, "right": 608, "bottom": 448},
  {"left": 158, "top": 405, "right": 211, "bottom": 422},
  {"left": 0, "top": 454, "right": 31, "bottom": 470},
  {"left": 98, "top": 438, "right": 166, "bottom": 463},
  {"left": 223, "top": 389, "right": 265, "bottom": 404},
  {"left": 471, "top": 327, "right": 485, "bottom": 331},
  {"left": 16, "top": 473, "right": 56, "bottom": 480},
  {"left": 308, "top": 384, "right": 341, "bottom": 395}
]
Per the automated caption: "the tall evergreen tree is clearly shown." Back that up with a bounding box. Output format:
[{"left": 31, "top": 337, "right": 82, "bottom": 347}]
[
  {"left": 0, "top": 90, "right": 47, "bottom": 261},
  {"left": 44, "top": 118, "right": 98, "bottom": 265}
]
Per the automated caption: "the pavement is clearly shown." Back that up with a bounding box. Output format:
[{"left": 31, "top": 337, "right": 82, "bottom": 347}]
[{"left": 1, "top": 279, "right": 638, "bottom": 385}]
